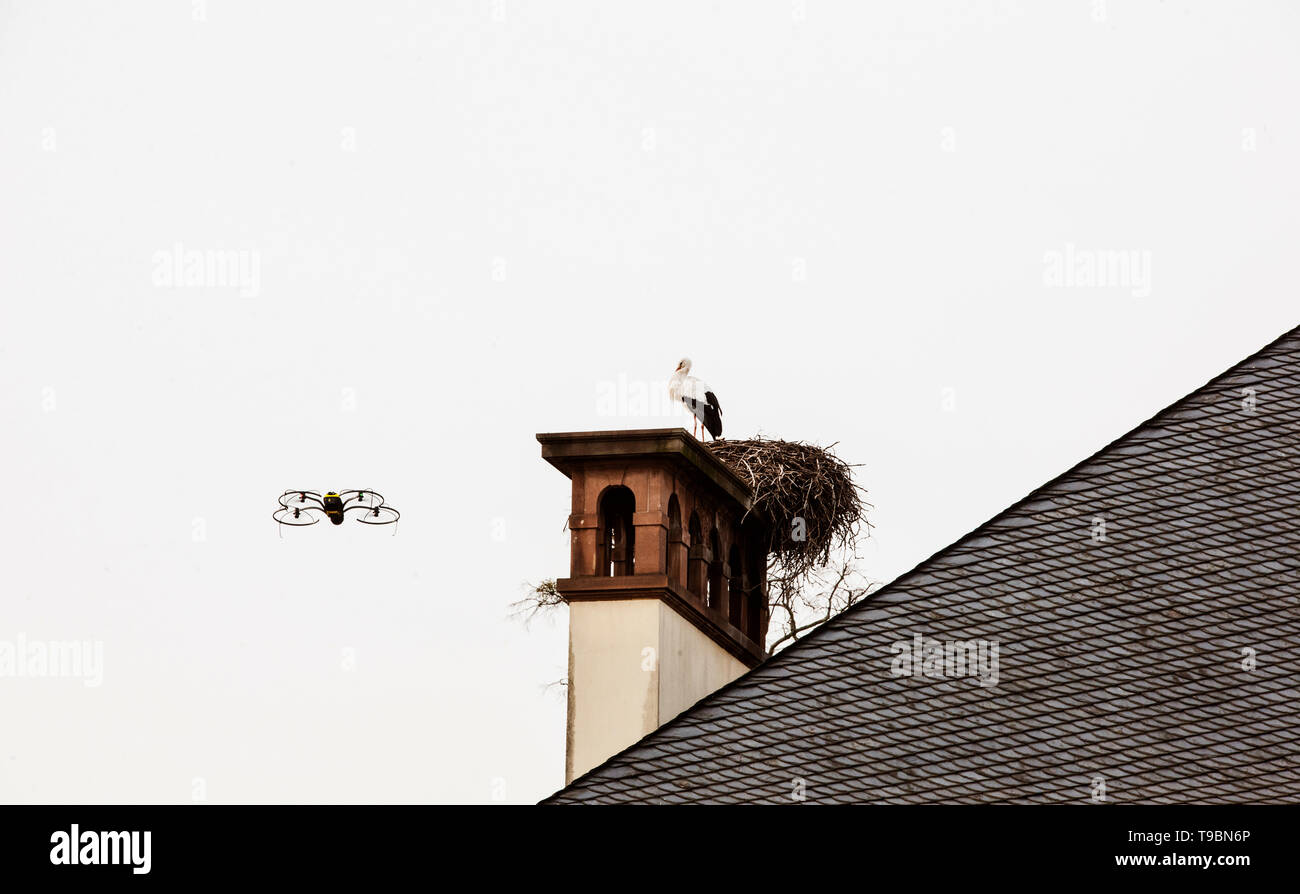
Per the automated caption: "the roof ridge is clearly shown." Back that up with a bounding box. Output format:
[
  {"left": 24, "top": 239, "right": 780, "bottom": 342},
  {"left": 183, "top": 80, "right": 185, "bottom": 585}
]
[{"left": 542, "top": 321, "right": 1300, "bottom": 802}]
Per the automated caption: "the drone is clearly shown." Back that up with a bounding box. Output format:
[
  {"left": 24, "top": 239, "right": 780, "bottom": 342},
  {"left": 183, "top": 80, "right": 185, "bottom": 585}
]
[{"left": 273, "top": 490, "right": 400, "bottom": 528}]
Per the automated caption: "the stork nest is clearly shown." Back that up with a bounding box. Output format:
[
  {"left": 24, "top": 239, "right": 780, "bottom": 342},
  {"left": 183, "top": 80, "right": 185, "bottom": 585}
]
[{"left": 706, "top": 438, "right": 870, "bottom": 578}]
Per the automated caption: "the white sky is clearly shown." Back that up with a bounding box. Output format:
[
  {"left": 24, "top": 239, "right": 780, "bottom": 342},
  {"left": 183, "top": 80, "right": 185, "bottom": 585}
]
[{"left": 1, "top": 1, "right": 1296, "bottom": 804}]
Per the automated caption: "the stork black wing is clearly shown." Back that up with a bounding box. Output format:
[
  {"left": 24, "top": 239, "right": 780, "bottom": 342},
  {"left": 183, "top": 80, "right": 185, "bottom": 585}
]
[{"left": 701, "top": 391, "right": 723, "bottom": 439}]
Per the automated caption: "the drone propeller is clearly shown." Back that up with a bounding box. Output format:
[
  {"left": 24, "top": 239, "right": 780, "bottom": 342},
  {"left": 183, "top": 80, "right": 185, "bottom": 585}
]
[
  {"left": 338, "top": 489, "right": 384, "bottom": 509},
  {"left": 272, "top": 505, "right": 322, "bottom": 527},
  {"left": 278, "top": 490, "right": 325, "bottom": 510},
  {"left": 354, "top": 505, "right": 400, "bottom": 526}
]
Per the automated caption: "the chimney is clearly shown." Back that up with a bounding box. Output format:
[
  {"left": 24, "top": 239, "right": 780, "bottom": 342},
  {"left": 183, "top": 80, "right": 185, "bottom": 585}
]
[{"left": 538, "top": 428, "right": 769, "bottom": 783}]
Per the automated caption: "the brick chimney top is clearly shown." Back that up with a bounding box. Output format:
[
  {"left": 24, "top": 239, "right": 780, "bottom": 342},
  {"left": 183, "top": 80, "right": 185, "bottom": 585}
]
[
  {"left": 538, "top": 427, "right": 768, "bottom": 666},
  {"left": 538, "top": 427, "right": 752, "bottom": 508}
]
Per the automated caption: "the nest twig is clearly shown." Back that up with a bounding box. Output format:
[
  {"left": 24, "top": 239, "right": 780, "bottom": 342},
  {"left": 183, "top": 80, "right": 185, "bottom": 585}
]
[{"left": 707, "top": 438, "right": 871, "bottom": 578}]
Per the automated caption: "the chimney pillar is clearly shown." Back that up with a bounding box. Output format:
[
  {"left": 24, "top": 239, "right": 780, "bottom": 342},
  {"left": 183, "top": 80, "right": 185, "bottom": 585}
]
[{"left": 539, "top": 429, "right": 768, "bottom": 784}]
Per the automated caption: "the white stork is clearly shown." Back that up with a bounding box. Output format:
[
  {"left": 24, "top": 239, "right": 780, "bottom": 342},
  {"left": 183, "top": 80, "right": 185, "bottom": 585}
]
[{"left": 669, "top": 357, "right": 723, "bottom": 440}]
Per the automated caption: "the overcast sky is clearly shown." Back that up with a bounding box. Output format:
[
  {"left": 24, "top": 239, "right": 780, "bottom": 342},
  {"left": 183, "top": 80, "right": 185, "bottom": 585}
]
[{"left": 1, "top": 1, "right": 1296, "bottom": 804}]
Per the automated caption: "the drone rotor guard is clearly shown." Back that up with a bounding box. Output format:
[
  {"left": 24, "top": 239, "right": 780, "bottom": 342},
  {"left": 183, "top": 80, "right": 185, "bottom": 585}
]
[
  {"left": 353, "top": 505, "right": 399, "bottom": 527},
  {"left": 272, "top": 505, "right": 323, "bottom": 539},
  {"left": 279, "top": 490, "right": 325, "bottom": 511},
  {"left": 338, "top": 489, "right": 384, "bottom": 511}
]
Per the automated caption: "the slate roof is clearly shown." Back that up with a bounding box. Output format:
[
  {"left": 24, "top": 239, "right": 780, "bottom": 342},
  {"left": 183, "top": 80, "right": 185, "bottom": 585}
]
[{"left": 544, "top": 325, "right": 1300, "bottom": 804}]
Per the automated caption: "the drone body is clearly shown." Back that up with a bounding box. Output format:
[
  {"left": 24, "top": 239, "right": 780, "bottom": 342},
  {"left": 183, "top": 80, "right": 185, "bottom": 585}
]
[
  {"left": 322, "top": 492, "right": 346, "bottom": 525},
  {"left": 274, "top": 490, "right": 399, "bottom": 528}
]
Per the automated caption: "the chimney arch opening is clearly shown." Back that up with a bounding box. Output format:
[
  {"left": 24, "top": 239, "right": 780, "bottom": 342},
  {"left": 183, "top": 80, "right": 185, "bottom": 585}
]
[
  {"left": 741, "top": 518, "right": 767, "bottom": 644},
  {"left": 727, "top": 543, "right": 743, "bottom": 628},
  {"left": 667, "top": 494, "right": 684, "bottom": 588},
  {"left": 707, "top": 528, "right": 723, "bottom": 611},
  {"left": 687, "top": 511, "right": 705, "bottom": 600},
  {"left": 597, "top": 485, "right": 636, "bottom": 577}
]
